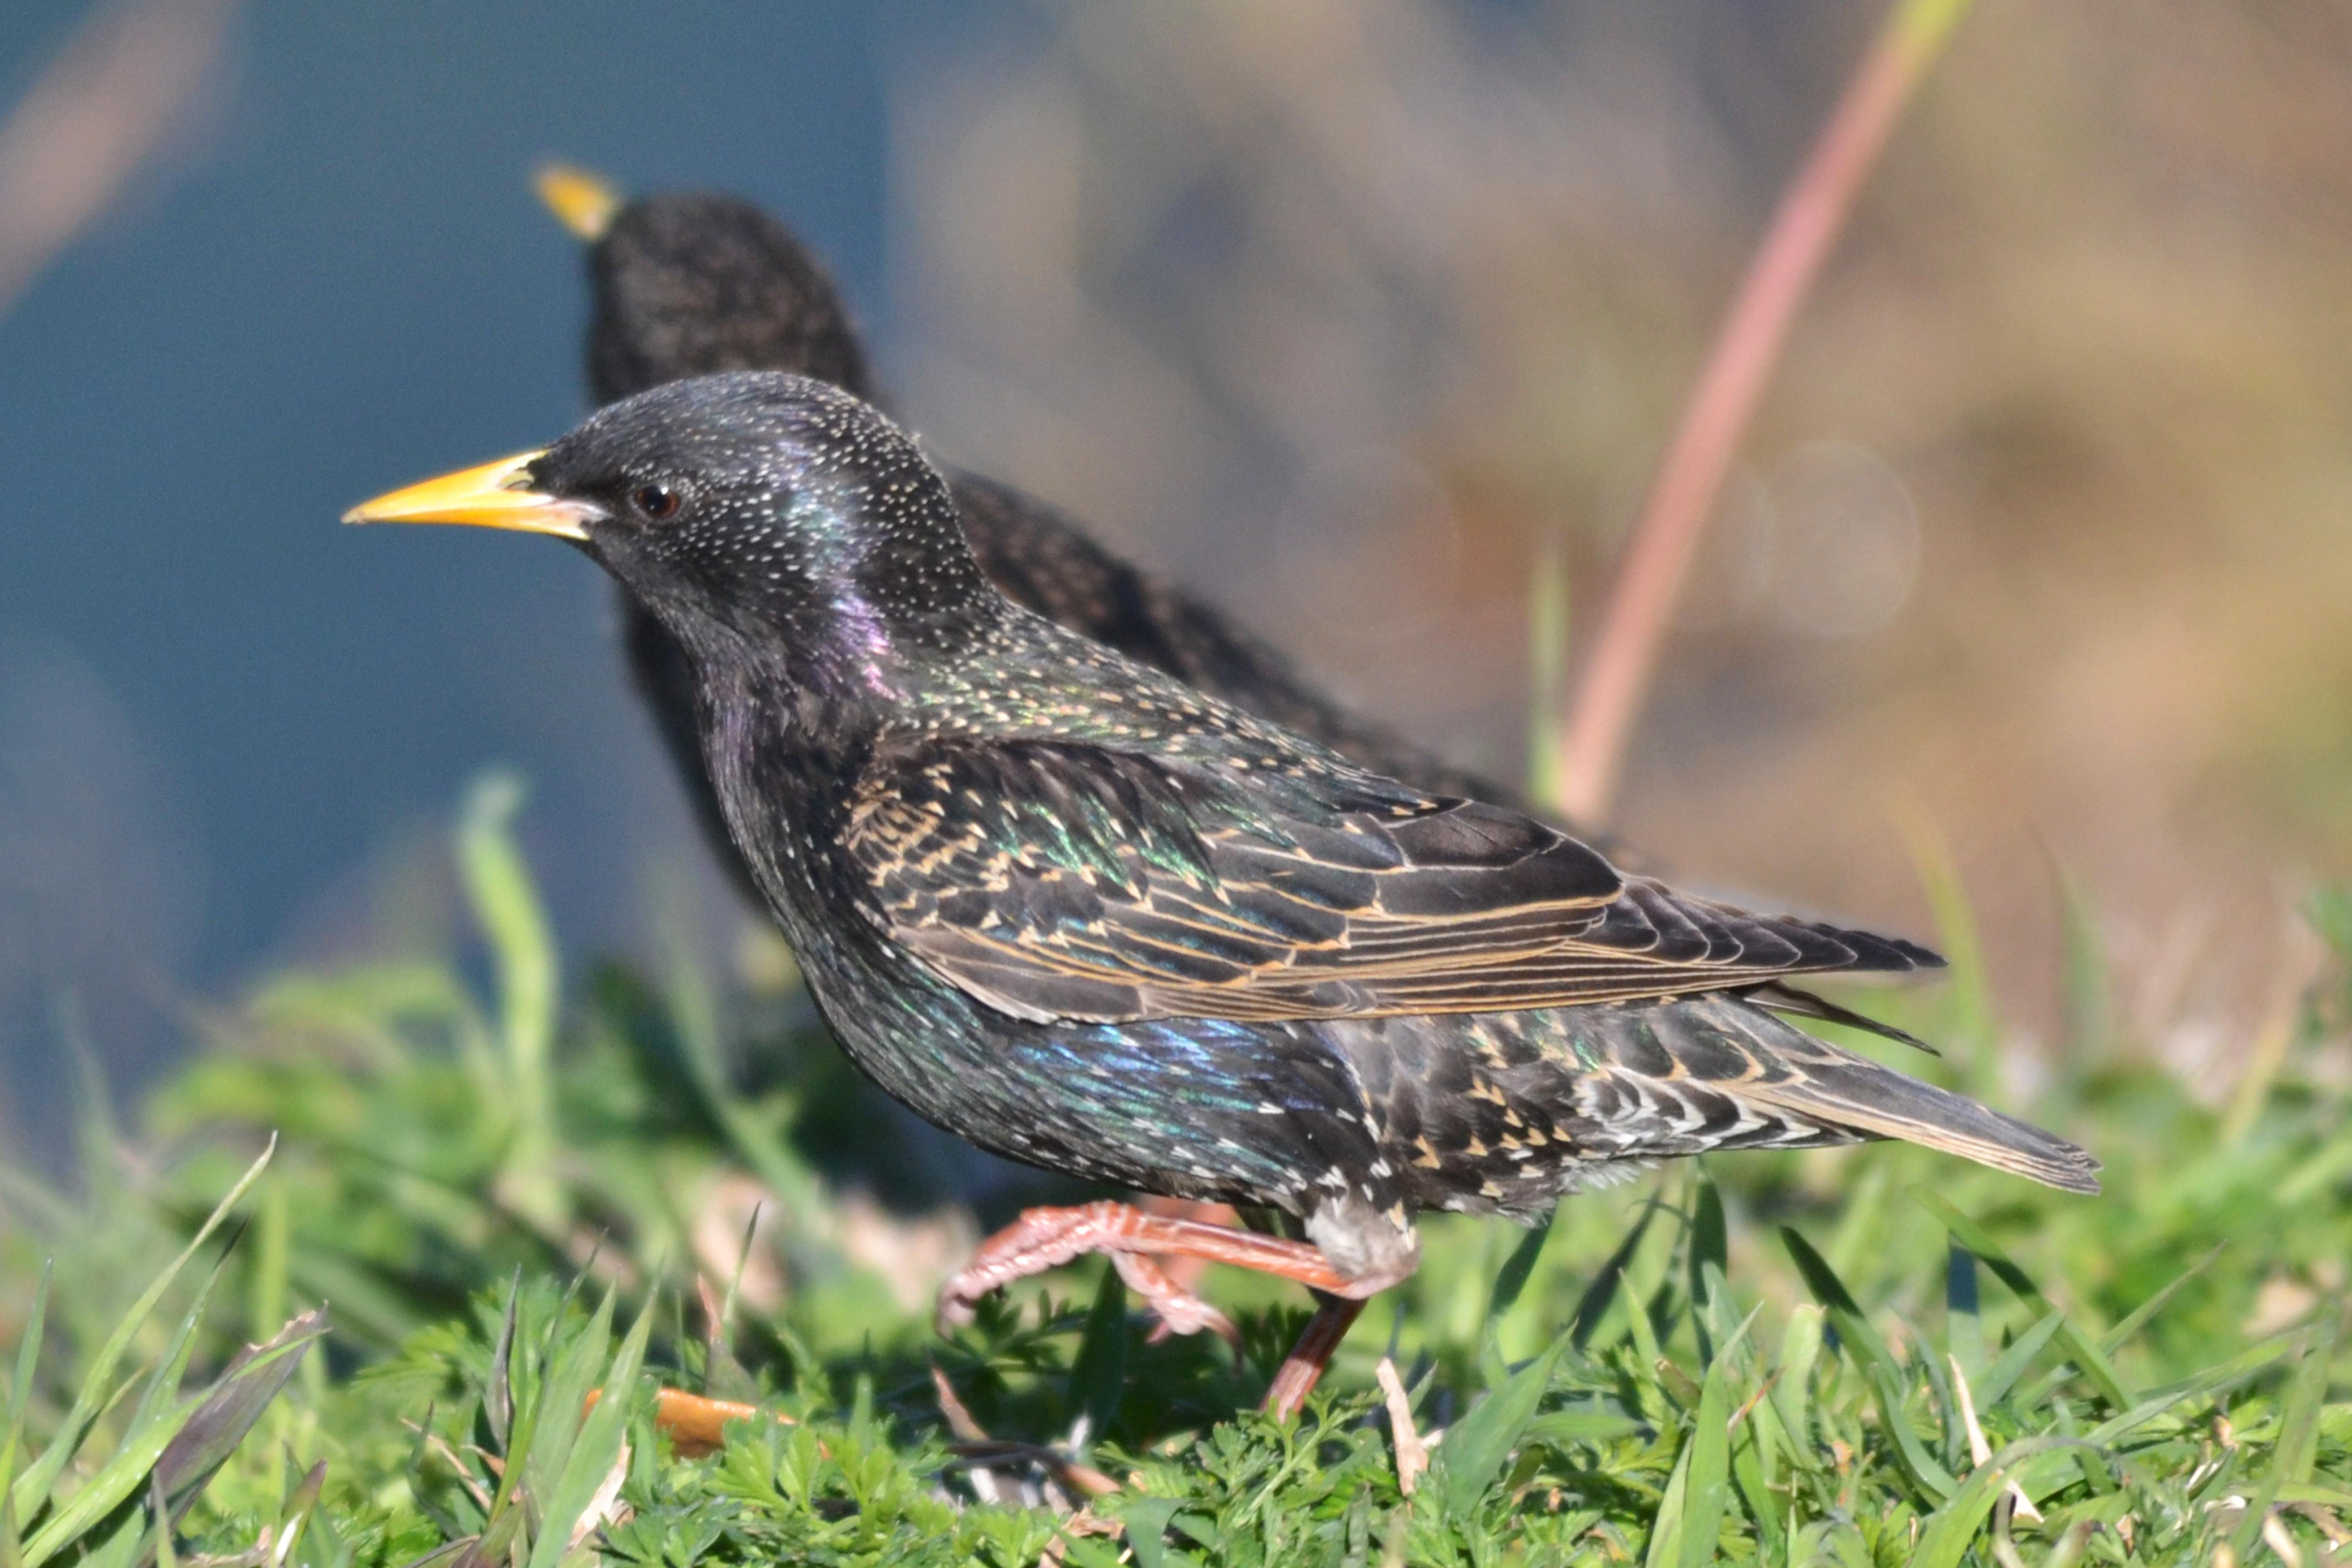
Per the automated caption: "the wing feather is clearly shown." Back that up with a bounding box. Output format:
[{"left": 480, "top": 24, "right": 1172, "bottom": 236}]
[{"left": 841, "top": 736, "right": 1937, "bottom": 1024}]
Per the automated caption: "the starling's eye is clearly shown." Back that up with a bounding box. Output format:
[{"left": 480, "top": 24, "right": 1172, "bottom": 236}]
[{"left": 631, "top": 484, "right": 682, "bottom": 521}]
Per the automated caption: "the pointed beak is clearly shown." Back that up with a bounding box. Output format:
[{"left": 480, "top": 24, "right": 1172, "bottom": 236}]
[
  {"left": 535, "top": 162, "right": 625, "bottom": 241},
  {"left": 341, "top": 452, "right": 596, "bottom": 541}
]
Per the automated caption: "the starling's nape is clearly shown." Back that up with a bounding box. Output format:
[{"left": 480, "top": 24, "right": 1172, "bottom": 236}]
[
  {"left": 351, "top": 368, "right": 2098, "bottom": 1416},
  {"left": 545, "top": 175, "right": 1553, "bottom": 915}
]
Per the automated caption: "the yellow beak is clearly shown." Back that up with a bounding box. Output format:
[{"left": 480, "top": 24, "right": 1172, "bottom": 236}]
[
  {"left": 535, "top": 162, "right": 625, "bottom": 241},
  {"left": 341, "top": 451, "right": 594, "bottom": 541}
]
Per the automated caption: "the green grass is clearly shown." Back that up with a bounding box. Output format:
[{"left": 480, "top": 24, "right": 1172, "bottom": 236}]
[{"left": 2, "top": 777, "right": 2349, "bottom": 1565}]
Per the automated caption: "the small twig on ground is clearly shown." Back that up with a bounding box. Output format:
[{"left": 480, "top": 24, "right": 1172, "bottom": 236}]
[
  {"left": 1950, "top": 1353, "right": 2041, "bottom": 1523},
  {"left": 1552, "top": 0, "right": 1978, "bottom": 825},
  {"left": 932, "top": 1363, "right": 990, "bottom": 1441},
  {"left": 1375, "top": 1356, "right": 1426, "bottom": 1496},
  {"left": 582, "top": 1385, "right": 788, "bottom": 1458},
  {"left": 930, "top": 1365, "right": 1004, "bottom": 1505},
  {"left": 943, "top": 1442, "right": 1122, "bottom": 1501},
  {"left": 932, "top": 1365, "right": 1120, "bottom": 1503}
]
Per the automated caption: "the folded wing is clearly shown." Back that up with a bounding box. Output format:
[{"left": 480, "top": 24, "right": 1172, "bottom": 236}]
[{"left": 840, "top": 736, "right": 1938, "bottom": 1025}]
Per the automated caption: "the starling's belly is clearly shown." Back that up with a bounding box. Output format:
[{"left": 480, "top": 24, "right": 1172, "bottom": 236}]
[
  {"left": 801, "top": 945, "right": 1391, "bottom": 1212},
  {"left": 795, "top": 911, "right": 1862, "bottom": 1223}
]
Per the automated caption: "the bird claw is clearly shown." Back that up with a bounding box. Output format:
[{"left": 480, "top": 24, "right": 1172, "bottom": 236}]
[
  {"left": 935, "top": 1282, "right": 987, "bottom": 1336},
  {"left": 935, "top": 1233, "right": 1240, "bottom": 1346},
  {"left": 1111, "top": 1253, "right": 1240, "bottom": 1348},
  {"left": 936, "top": 1200, "right": 1348, "bottom": 1346}
]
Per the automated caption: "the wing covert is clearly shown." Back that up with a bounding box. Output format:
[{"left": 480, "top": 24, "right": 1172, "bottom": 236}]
[{"left": 838, "top": 737, "right": 1935, "bottom": 1025}]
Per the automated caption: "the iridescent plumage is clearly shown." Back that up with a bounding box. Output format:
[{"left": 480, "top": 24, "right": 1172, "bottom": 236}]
[{"left": 355, "top": 369, "right": 2097, "bottom": 1409}]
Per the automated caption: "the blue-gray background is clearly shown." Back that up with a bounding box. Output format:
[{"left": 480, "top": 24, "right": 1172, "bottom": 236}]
[
  {"left": 7, "top": 0, "right": 2344, "bottom": 1168},
  {"left": 0, "top": 1, "right": 1020, "bottom": 1151}
]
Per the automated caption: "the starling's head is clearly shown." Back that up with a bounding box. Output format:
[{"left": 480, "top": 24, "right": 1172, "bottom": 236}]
[
  {"left": 346, "top": 371, "right": 993, "bottom": 672},
  {"left": 539, "top": 169, "right": 877, "bottom": 407}
]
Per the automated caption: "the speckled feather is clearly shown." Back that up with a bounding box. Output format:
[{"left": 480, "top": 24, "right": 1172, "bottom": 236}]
[
  {"left": 841, "top": 738, "right": 1934, "bottom": 1024},
  {"left": 581, "top": 193, "right": 1539, "bottom": 920},
  {"left": 524, "top": 372, "right": 2098, "bottom": 1286}
]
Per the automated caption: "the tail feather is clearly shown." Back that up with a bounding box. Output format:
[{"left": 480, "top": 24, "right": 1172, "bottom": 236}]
[
  {"left": 1613, "top": 996, "right": 2101, "bottom": 1194},
  {"left": 1747, "top": 980, "right": 1939, "bottom": 1056}
]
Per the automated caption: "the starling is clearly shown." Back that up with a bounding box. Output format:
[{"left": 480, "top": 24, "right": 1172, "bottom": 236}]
[
  {"left": 348, "top": 372, "right": 2098, "bottom": 1414},
  {"left": 536, "top": 168, "right": 1539, "bottom": 912}
]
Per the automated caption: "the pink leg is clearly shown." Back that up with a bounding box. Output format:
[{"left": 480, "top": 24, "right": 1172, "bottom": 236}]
[
  {"left": 937, "top": 1200, "right": 1364, "bottom": 1339},
  {"left": 1135, "top": 1196, "right": 1241, "bottom": 1295},
  {"left": 1262, "top": 1296, "right": 1369, "bottom": 1421},
  {"left": 939, "top": 1201, "right": 1402, "bottom": 1416}
]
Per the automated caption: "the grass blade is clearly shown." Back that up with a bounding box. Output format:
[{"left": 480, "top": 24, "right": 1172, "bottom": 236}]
[
  {"left": 19, "top": 1392, "right": 199, "bottom": 1568},
  {"left": 456, "top": 773, "right": 563, "bottom": 1234},
  {"left": 125, "top": 1248, "right": 233, "bottom": 1440},
  {"left": 153, "top": 1311, "right": 327, "bottom": 1513},
  {"left": 1912, "top": 1189, "right": 2131, "bottom": 1409},
  {"left": 2229, "top": 1313, "right": 2335, "bottom": 1558},
  {"left": 524, "top": 1297, "right": 652, "bottom": 1568},
  {"left": 447, "top": 1493, "right": 524, "bottom": 1568},
  {"left": 2051, "top": 1331, "right": 2300, "bottom": 1459},
  {"left": 484, "top": 1270, "right": 520, "bottom": 1454},
  {"left": 1782, "top": 1227, "right": 1958, "bottom": 1501},
  {"left": 1434, "top": 1323, "right": 1571, "bottom": 1517},
  {"left": 1946, "top": 1241, "right": 1983, "bottom": 1380},
  {"left": 1642, "top": 1309, "right": 1754, "bottom": 1568},
  {"left": 1118, "top": 1497, "right": 1180, "bottom": 1568},
  {"left": 659, "top": 926, "right": 828, "bottom": 1235},
  {"left": 1487, "top": 1217, "right": 1553, "bottom": 1332},
  {"left": 1642, "top": 1424, "right": 1694, "bottom": 1567},
  {"left": 1972, "top": 1311, "right": 2064, "bottom": 1410},
  {"left": 517, "top": 1284, "right": 615, "bottom": 1514},
  {"left": 1728, "top": 1419, "right": 1781, "bottom": 1561},
  {"left": 1068, "top": 1260, "right": 1126, "bottom": 1449},
  {"left": 10, "top": 1139, "right": 273, "bottom": 1521},
  {"left": 1687, "top": 1174, "right": 1727, "bottom": 1366},
  {"left": 147, "top": 1476, "right": 175, "bottom": 1568},
  {"left": 1676, "top": 1314, "right": 1746, "bottom": 1568},
  {"left": 1573, "top": 1202, "right": 1660, "bottom": 1352},
  {"left": 2097, "top": 1242, "right": 2224, "bottom": 1354},
  {"left": 1766, "top": 1303, "right": 1825, "bottom": 1472},
  {"left": 1913, "top": 1437, "right": 2075, "bottom": 1568},
  {"left": 0, "top": 1263, "right": 51, "bottom": 1502}
]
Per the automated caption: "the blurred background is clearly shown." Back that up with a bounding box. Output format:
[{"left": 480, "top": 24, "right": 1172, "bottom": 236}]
[{"left": 1, "top": 0, "right": 2348, "bottom": 1165}]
